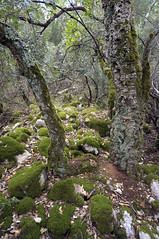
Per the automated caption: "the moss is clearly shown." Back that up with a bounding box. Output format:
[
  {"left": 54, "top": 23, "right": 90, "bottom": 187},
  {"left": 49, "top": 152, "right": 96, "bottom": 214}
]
[
  {"left": 30, "top": 104, "right": 39, "bottom": 111},
  {"left": 151, "top": 200, "right": 159, "bottom": 211},
  {"left": 85, "top": 118, "right": 111, "bottom": 137},
  {"left": 146, "top": 147, "right": 154, "bottom": 153},
  {"left": 77, "top": 129, "right": 84, "bottom": 135},
  {"left": 72, "top": 120, "right": 80, "bottom": 129},
  {"left": 69, "top": 178, "right": 94, "bottom": 192},
  {"left": 12, "top": 110, "right": 22, "bottom": 117},
  {"left": 114, "top": 224, "right": 127, "bottom": 239},
  {"left": 20, "top": 217, "right": 40, "bottom": 239},
  {"left": 37, "top": 204, "right": 47, "bottom": 227},
  {"left": 90, "top": 195, "right": 113, "bottom": 234},
  {"left": 2, "top": 215, "right": 13, "bottom": 231},
  {"left": 71, "top": 150, "right": 82, "bottom": 157},
  {"left": 0, "top": 194, "right": 13, "bottom": 224},
  {"left": 69, "top": 111, "right": 79, "bottom": 119},
  {"left": 13, "top": 118, "right": 21, "bottom": 124},
  {"left": 8, "top": 162, "right": 46, "bottom": 198},
  {"left": 26, "top": 114, "right": 35, "bottom": 121},
  {"left": 76, "top": 135, "right": 83, "bottom": 140},
  {"left": 37, "top": 137, "right": 51, "bottom": 157},
  {"left": 48, "top": 179, "right": 84, "bottom": 207},
  {"left": 69, "top": 139, "right": 78, "bottom": 150},
  {"left": 64, "top": 147, "right": 70, "bottom": 158},
  {"left": 144, "top": 174, "right": 159, "bottom": 185},
  {"left": 69, "top": 101, "right": 80, "bottom": 107},
  {"left": 70, "top": 218, "right": 88, "bottom": 239},
  {"left": 143, "top": 124, "right": 151, "bottom": 134},
  {"left": 101, "top": 141, "right": 110, "bottom": 152},
  {"left": 8, "top": 130, "right": 30, "bottom": 143},
  {"left": 32, "top": 146, "right": 37, "bottom": 153},
  {"left": 58, "top": 111, "right": 67, "bottom": 120},
  {"left": 48, "top": 203, "right": 75, "bottom": 238},
  {"left": 38, "top": 127, "right": 49, "bottom": 137},
  {"left": 77, "top": 136, "right": 100, "bottom": 153},
  {"left": 0, "top": 166, "right": 4, "bottom": 178},
  {"left": 17, "top": 197, "right": 35, "bottom": 215},
  {"left": 84, "top": 131, "right": 102, "bottom": 145},
  {"left": 65, "top": 125, "right": 74, "bottom": 132},
  {"left": 15, "top": 127, "right": 32, "bottom": 136},
  {"left": 65, "top": 106, "right": 77, "bottom": 113},
  {"left": 0, "top": 136, "right": 25, "bottom": 163},
  {"left": 81, "top": 107, "right": 98, "bottom": 115},
  {"left": 138, "top": 165, "right": 159, "bottom": 175},
  {"left": 5, "top": 160, "right": 16, "bottom": 169},
  {"left": 139, "top": 222, "right": 159, "bottom": 239}
]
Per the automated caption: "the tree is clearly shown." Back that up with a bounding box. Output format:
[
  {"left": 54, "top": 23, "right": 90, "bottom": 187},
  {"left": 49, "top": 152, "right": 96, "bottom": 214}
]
[{"left": 101, "top": 0, "right": 149, "bottom": 172}]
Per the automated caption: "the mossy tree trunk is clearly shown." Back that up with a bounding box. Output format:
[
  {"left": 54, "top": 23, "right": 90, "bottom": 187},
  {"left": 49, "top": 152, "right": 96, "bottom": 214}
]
[
  {"left": 0, "top": 22, "right": 66, "bottom": 177},
  {"left": 102, "top": 0, "right": 143, "bottom": 172}
]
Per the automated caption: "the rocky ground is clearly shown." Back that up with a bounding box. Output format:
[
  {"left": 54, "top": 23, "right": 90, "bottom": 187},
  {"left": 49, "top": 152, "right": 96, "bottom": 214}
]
[{"left": 0, "top": 98, "right": 159, "bottom": 239}]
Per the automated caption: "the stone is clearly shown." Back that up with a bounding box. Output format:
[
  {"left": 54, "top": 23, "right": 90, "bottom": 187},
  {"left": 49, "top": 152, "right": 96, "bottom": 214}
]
[
  {"left": 122, "top": 211, "right": 135, "bottom": 238},
  {"left": 83, "top": 144, "right": 98, "bottom": 155},
  {"left": 34, "top": 217, "right": 42, "bottom": 223},
  {"left": 16, "top": 150, "right": 31, "bottom": 164},
  {"left": 139, "top": 232, "right": 151, "bottom": 239},
  {"left": 39, "top": 168, "right": 47, "bottom": 187},
  {"left": 36, "top": 119, "right": 46, "bottom": 127},
  {"left": 151, "top": 180, "right": 159, "bottom": 200}
]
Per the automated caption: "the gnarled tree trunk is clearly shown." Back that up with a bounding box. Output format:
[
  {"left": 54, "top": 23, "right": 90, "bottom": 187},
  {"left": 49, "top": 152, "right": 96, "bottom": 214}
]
[
  {"left": 102, "top": 0, "right": 143, "bottom": 172},
  {"left": 0, "top": 22, "right": 66, "bottom": 177}
]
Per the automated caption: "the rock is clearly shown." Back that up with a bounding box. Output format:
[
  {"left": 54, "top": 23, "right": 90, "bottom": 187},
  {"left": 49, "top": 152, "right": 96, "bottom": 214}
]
[
  {"left": 122, "top": 211, "right": 135, "bottom": 238},
  {"left": 16, "top": 150, "right": 31, "bottom": 164},
  {"left": 39, "top": 168, "right": 47, "bottom": 187},
  {"left": 34, "top": 217, "right": 42, "bottom": 223},
  {"left": 139, "top": 232, "right": 151, "bottom": 239},
  {"left": 74, "top": 184, "right": 87, "bottom": 196},
  {"left": 36, "top": 119, "right": 46, "bottom": 127},
  {"left": 12, "top": 123, "right": 20, "bottom": 130},
  {"left": 151, "top": 180, "right": 159, "bottom": 200},
  {"left": 83, "top": 144, "right": 98, "bottom": 155},
  {"left": 149, "top": 197, "right": 155, "bottom": 203}
]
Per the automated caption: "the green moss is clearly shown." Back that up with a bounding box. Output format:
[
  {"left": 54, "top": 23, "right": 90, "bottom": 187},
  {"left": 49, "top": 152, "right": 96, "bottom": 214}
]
[
  {"left": 9, "top": 129, "right": 30, "bottom": 143},
  {"left": 70, "top": 218, "right": 88, "bottom": 239},
  {"left": 8, "top": 162, "right": 46, "bottom": 198},
  {"left": 30, "top": 104, "right": 39, "bottom": 111},
  {"left": 69, "top": 139, "right": 78, "bottom": 150},
  {"left": 151, "top": 200, "right": 159, "bottom": 210},
  {"left": 0, "top": 166, "right": 4, "bottom": 178},
  {"left": 12, "top": 110, "right": 22, "bottom": 117},
  {"left": 26, "top": 114, "right": 35, "bottom": 121},
  {"left": 69, "top": 178, "right": 94, "bottom": 192},
  {"left": 143, "top": 124, "right": 151, "bottom": 134},
  {"left": 65, "top": 125, "right": 74, "bottom": 132},
  {"left": 144, "top": 174, "right": 159, "bottom": 185},
  {"left": 81, "top": 107, "right": 98, "bottom": 115},
  {"left": 64, "top": 147, "right": 70, "bottom": 158},
  {"left": 17, "top": 197, "right": 35, "bottom": 215},
  {"left": 72, "top": 120, "right": 80, "bottom": 129},
  {"left": 17, "top": 133, "right": 30, "bottom": 143},
  {"left": 77, "top": 129, "right": 84, "bottom": 135},
  {"left": 76, "top": 135, "right": 83, "bottom": 140},
  {"left": 84, "top": 131, "right": 102, "bottom": 145},
  {"left": 65, "top": 106, "right": 77, "bottom": 113},
  {"left": 69, "top": 101, "right": 80, "bottom": 107},
  {"left": 84, "top": 118, "right": 111, "bottom": 137},
  {"left": 69, "top": 111, "right": 79, "bottom": 119},
  {"left": 37, "top": 137, "right": 51, "bottom": 157},
  {"left": 71, "top": 150, "right": 82, "bottom": 157},
  {"left": 20, "top": 217, "right": 40, "bottom": 239},
  {"left": 138, "top": 165, "right": 159, "bottom": 175},
  {"left": 48, "top": 203, "right": 75, "bottom": 238},
  {"left": 77, "top": 136, "right": 100, "bottom": 154},
  {"left": 90, "top": 195, "right": 113, "bottom": 234},
  {"left": 48, "top": 179, "right": 84, "bottom": 207},
  {"left": 146, "top": 147, "right": 154, "bottom": 153},
  {"left": 15, "top": 127, "right": 32, "bottom": 136},
  {"left": 37, "top": 204, "right": 47, "bottom": 227},
  {"left": 13, "top": 118, "right": 21, "bottom": 124},
  {"left": 5, "top": 160, "right": 16, "bottom": 169},
  {"left": 139, "top": 222, "right": 159, "bottom": 239},
  {"left": 0, "top": 136, "right": 25, "bottom": 163},
  {"left": 2, "top": 215, "right": 13, "bottom": 231},
  {"left": 101, "top": 141, "right": 110, "bottom": 152},
  {"left": 58, "top": 111, "right": 67, "bottom": 120},
  {"left": 0, "top": 194, "right": 13, "bottom": 224},
  {"left": 38, "top": 127, "right": 49, "bottom": 137}
]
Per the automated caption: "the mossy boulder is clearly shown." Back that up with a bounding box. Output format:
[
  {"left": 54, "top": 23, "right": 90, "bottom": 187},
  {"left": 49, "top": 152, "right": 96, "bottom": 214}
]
[
  {"left": 37, "top": 137, "right": 51, "bottom": 157},
  {"left": 65, "top": 125, "right": 74, "bottom": 132},
  {"left": 139, "top": 222, "right": 159, "bottom": 239},
  {"left": 90, "top": 195, "right": 113, "bottom": 234},
  {"left": 0, "top": 136, "right": 25, "bottom": 163},
  {"left": 8, "top": 162, "right": 47, "bottom": 198},
  {"left": 81, "top": 107, "right": 98, "bottom": 115},
  {"left": 84, "top": 117, "right": 111, "bottom": 137},
  {"left": 69, "top": 154, "right": 97, "bottom": 175},
  {"left": 77, "top": 136, "right": 100, "bottom": 155},
  {"left": 48, "top": 203, "right": 75, "bottom": 239},
  {"left": 48, "top": 178, "right": 84, "bottom": 207},
  {"left": 17, "top": 197, "right": 35, "bottom": 215},
  {"left": 70, "top": 218, "right": 88, "bottom": 239},
  {"left": 0, "top": 194, "right": 13, "bottom": 233},
  {"left": 58, "top": 111, "right": 67, "bottom": 120},
  {"left": 37, "top": 204, "right": 47, "bottom": 227},
  {"left": 8, "top": 131, "right": 30, "bottom": 143},
  {"left": 20, "top": 217, "right": 40, "bottom": 239},
  {"left": 38, "top": 127, "right": 49, "bottom": 137}
]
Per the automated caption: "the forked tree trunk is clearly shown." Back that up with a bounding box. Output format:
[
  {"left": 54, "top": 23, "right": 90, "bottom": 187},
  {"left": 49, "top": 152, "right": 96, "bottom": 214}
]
[
  {"left": 0, "top": 23, "right": 66, "bottom": 177},
  {"left": 102, "top": 0, "right": 143, "bottom": 172}
]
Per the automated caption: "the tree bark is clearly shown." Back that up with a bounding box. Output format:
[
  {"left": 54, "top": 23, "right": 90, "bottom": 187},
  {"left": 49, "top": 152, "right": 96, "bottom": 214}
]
[
  {"left": 102, "top": 0, "right": 143, "bottom": 172},
  {"left": 0, "top": 22, "right": 66, "bottom": 177}
]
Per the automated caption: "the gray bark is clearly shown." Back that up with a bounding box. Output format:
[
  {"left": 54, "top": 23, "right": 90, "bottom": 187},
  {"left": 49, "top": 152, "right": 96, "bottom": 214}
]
[
  {"left": 0, "top": 22, "right": 66, "bottom": 177},
  {"left": 102, "top": 0, "right": 143, "bottom": 172}
]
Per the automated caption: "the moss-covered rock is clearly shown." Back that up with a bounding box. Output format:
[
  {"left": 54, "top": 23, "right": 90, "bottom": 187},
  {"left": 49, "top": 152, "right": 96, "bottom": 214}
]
[
  {"left": 90, "top": 195, "right": 113, "bottom": 234},
  {"left": 8, "top": 162, "right": 47, "bottom": 198},
  {"left": 81, "top": 107, "right": 98, "bottom": 115},
  {"left": 8, "top": 131, "right": 30, "bottom": 143},
  {"left": 71, "top": 150, "right": 82, "bottom": 158},
  {"left": 69, "top": 110, "right": 79, "bottom": 120},
  {"left": 85, "top": 117, "right": 111, "bottom": 137},
  {"left": 65, "top": 125, "right": 74, "bottom": 132},
  {"left": 20, "top": 217, "right": 40, "bottom": 239},
  {"left": 58, "top": 111, "right": 67, "bottom": 120},
  {"left": 77, "top": 129, "right": 84, "bottom": 135},
  {"left": 70, "top": 218, "right": 88, "bottom": 239},
  {"left": 38, "top": 127, "right": 49, "bottom": 137},
  {"left": 37, "top": 137, "right": 51, "bottom": 157},
  {"left": 37, "top": 204, "right": 47, "bottom": 227},
  {"left": 69, "top": 139, "right": 78, "bottom": 150},
  {"left": 17, "top": 197, "right": 35, "bottom": 215},
  {"left": 145, "top": 174, "right": 159, "bottom": 185},
  {"left": 48, "top": 203, "right": 75, "bottom": 238},
  {"left": 77, "top": 136, "right": 100, "bottom": 155},
  {"left": 0, "top": 136, "right": 25, "bottom": 163},
  {"left": 48, "top": 179, "right": 84, "bottom": 207},
  {"left": 139, "top": 222, "right": 159, "bottom": 239},
  {"left": 151, "top": 200, "right": 159, "bottom": 210}
]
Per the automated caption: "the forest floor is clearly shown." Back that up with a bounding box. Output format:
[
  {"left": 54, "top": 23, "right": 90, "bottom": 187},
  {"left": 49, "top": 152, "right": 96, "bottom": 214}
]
[{"left": 0, "top": 99, "right": 159, "bottom": 239}]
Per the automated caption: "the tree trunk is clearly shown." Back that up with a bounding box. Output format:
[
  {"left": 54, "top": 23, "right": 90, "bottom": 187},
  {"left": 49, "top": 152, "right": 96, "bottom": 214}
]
[
  {"left": 0, "top": 22, "right": 66, "bottom": 177},
  {"left": 102, "top": 0, "right": 143, "bottom": 172}
]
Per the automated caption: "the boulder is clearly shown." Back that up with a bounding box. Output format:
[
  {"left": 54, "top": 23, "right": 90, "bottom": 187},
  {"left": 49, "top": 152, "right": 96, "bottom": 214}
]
[{"left": 16, "top": 150, "right": 31, "bottom": 164}]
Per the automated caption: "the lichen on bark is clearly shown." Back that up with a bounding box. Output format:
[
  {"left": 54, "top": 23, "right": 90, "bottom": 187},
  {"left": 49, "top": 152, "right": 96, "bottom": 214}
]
[{"left": 102, "top": 0, "right": 143, "bottom": 172}]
